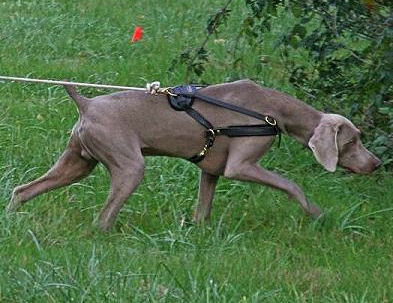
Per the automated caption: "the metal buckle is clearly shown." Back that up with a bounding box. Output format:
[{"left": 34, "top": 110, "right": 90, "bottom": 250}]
[
  {"left": 265, "top": 116, "right": 277, "bottom": 126},
  {"left": 197, "top": 129, "right": 217, "bottom": 157},
  {"left": 207, "top": 128, "right": 216, "bottom": 137},
  {"left": 160, "top": 87, "right": 177, "bottom": 97},
  {"left": 199, "top": 146, "right": 208, "bottom": 156}
]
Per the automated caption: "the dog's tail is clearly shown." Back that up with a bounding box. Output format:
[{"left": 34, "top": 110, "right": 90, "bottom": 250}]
[{"left": 64, "top": 85, "right": 89, "bottom": 114}]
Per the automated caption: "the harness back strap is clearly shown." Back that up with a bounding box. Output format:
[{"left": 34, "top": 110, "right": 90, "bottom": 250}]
[{"left": 190, "top": 92, "right": 272, "bottom": 122}]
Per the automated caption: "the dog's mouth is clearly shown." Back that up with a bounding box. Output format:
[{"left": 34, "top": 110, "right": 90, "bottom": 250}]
[
  {"left": 341, "top": 165, "right": 375, "bottom": 175},
  {"left": 341, "top": 166, "right": 355, "bottom": 173}
]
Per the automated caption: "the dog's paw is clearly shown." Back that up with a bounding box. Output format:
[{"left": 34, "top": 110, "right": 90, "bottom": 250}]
[
  {"left": 192, "top": 212, "right": 210, "bottom": 226},
  {"left": 308, "top": 204, "right": 323, "bottom": 220},
  {"left": 6, "top": 191, "right": 23, "bottom": 212}
]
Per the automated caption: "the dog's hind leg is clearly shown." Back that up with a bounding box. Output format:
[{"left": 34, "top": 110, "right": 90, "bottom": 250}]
[
  {"left": 193, "top": 171, "right": 219, "bottom": 223},
  {"left": 97, "top": 151, "right": 144, "bottom": 231},
  {"left": 8, "top": 135, "right": 97, "bottom": 212}
]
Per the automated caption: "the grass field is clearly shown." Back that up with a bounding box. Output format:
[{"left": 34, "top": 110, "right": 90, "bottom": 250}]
[{"left": 1, "top": 1, "right": 393, "bottom": 302}]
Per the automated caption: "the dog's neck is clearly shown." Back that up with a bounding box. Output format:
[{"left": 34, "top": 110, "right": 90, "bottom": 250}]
[
  {"left": 278, "top": 108, "right": 322, "bottom": 146},
  {"left": 259, "top": 91, "right": 322, "bottom": 146}
]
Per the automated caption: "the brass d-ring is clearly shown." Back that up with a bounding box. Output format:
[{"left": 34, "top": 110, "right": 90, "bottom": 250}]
[
  {"left": 265, "top": 116, "right": 277, "bottom": 126},
  {"left": 159, "top": 87, "right": 177, "bottom": 97},
  {"left": 207, "top": 128, "right": 216, "bottom": 137}
]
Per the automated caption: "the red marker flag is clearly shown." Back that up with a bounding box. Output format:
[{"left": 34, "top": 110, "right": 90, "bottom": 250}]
[{"left": 130, "top": 26, "right": 142, "bottom": 43}]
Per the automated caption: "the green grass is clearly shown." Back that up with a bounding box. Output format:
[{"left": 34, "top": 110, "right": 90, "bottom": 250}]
[{"left": 1, "top": 0, "right": 393, "bottom": 302}]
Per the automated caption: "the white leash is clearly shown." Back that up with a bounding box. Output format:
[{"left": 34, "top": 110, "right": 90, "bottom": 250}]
[{"left": 0, "top": 75, "right": 166, "bottom": 94}]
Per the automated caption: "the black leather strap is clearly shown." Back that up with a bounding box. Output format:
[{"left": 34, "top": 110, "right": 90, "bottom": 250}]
[
  {"left": 215, "top": 124, "right": 279, "bottom": 137},
  {"left": 188, "top": 92, "right": 275, "bottom": 123},
  {"left": 188, "top": 153, "right": 206, "bottom": 164},
  {"left": 166, "top": 85, "right": 281, "bottom": 163},
  {"left": 184, "top": 107, "right": 213, "bottom": 130}
]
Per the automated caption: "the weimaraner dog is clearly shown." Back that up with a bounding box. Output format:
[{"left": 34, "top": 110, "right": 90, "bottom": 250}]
[{"left": 8, "top": 79, "right": 381, "bottom": 230}]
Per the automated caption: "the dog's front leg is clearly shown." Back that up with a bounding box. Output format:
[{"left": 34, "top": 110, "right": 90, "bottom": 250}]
[
  {"left": 224, "top": 161, "right": 322, "bottom": 219},
  {"left": 193, "top": 171, "right": 219, "bottom": 223}
]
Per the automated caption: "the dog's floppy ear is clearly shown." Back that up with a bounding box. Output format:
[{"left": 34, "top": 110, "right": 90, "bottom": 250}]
[{"left": 308, "top": 118, "right": 340, "bottom": 172}]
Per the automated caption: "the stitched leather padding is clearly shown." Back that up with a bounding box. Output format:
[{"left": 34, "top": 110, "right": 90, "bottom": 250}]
[{"left": 167, "top": 85, "right": 196, "bottom": 111}]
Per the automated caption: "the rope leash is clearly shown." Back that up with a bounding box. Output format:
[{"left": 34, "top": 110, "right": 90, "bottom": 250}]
[{"left": 0, "top": 75, "right": 172, "bottom": 95}]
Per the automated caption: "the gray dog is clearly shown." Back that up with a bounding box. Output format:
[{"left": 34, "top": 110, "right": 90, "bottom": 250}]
[{"left": 8, "top": 79, "right": 381, "bottom": 230}]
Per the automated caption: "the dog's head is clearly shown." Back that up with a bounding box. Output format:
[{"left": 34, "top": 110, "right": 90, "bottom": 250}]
[{"left": 308, "top": 114, "right": 381, "bottom": 174}]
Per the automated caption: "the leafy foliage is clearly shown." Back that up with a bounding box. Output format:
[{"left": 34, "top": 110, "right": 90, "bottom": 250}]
[{"left": 168, "top": 0, "right": 233, "bottom": 81}]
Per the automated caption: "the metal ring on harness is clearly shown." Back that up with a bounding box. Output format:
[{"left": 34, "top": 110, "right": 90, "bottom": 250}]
[
  {"left": 265, "top": 116, "right": 277, "bottom": 126},
  {"left": 207, "top": 128, "right": 216, "bottom": 137}
]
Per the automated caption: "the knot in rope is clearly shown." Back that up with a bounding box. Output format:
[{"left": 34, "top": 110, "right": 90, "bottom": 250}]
[
  {"left": 146, "top": 81, "right": 177, "bottom": 96},
  {"left": 146, "top": 81, "right": 161, "bottom": 94}
]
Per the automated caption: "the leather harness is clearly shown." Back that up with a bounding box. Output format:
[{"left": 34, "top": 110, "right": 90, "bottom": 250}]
[{"left": 167, "top": 85, "right": 281, "bottom": 163}]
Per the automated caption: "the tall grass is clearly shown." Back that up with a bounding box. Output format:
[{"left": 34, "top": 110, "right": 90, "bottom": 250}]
[{"left": 1, "top": 0, "right": 392, "bottom": 302}]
